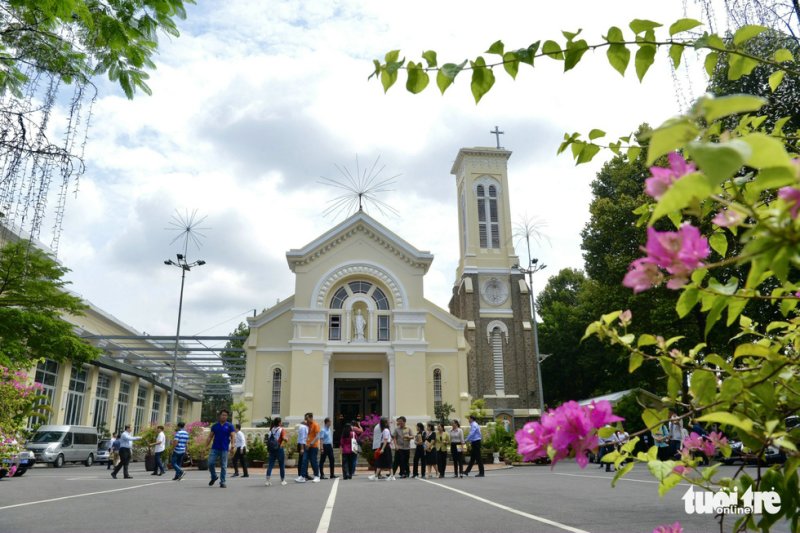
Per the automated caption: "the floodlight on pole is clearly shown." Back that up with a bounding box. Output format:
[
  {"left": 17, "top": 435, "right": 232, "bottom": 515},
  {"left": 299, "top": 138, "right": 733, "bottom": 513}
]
[{"left": 513, "top": 256, "right": 547, "bottom": 416}]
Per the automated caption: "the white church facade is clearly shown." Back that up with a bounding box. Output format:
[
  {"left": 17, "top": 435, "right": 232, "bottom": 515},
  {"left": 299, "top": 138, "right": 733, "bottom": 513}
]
[{"left": 236, "top": 145, "right": 541, "bottom": 431}]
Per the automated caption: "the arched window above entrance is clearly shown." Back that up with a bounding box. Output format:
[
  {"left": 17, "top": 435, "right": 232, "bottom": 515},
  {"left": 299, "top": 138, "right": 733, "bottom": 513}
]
[{"left": 327, "top": 280, "right": 392, "bottom": 342}]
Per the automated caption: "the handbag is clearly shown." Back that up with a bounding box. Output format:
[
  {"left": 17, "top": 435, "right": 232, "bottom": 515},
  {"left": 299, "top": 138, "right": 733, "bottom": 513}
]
[
  {"left": 351, "top": 433, "right": 361, "bottom": 454},
  {"left": 374, "top": 447, "right": 382, "bottom": 459}
]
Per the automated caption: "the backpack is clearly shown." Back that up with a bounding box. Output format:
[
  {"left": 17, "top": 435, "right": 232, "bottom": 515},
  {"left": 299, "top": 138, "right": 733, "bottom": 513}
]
[{"left": 266, "top": 428, "right": 282, "bottom": 452}]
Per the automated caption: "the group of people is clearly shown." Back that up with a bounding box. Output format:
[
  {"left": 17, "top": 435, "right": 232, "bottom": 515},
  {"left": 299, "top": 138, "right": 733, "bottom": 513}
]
[{"left": 109, "top": 409, "right": 492, "bottom": 487}]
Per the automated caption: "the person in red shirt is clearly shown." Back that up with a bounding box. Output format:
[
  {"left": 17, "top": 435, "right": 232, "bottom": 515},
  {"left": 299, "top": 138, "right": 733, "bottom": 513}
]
[{"left": 304, "top": 412, "right": 321, "bottom": 482}]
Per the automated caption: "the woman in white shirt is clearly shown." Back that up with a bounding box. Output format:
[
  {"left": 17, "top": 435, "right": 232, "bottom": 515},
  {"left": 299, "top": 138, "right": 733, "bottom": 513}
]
[
  {"left": 449, "top": 420, "right": 465, "bottom": 478},
  {"left": 373, "top": 418, "right": 393, "bottom": 480}
]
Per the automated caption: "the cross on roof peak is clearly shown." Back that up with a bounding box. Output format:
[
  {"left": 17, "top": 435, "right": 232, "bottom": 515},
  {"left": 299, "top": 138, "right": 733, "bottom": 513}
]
[{"left": 490, "top": 126, "right": 504, "bottom": 149}]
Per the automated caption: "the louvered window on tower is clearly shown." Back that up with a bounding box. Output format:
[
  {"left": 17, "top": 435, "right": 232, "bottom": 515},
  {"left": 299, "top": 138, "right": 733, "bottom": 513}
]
[
  {"left": 491, "top": 327, "right": 505, "bottom": 393},
  {"left": 477, "top": 184, "right": 500, "bottom": 249}
]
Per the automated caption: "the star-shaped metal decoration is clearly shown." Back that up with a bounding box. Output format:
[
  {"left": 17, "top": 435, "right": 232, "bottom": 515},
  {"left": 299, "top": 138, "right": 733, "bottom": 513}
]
[
  {"left": 319, "top": 155, "right": 400, "bottom": 220},
  {"left": 166, "top": 209, "right": 210, "bottom": 256}
]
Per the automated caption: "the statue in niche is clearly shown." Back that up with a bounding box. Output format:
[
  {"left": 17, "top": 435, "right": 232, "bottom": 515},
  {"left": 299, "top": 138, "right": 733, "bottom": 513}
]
[{"left": 353, "top": 308, "right": 366, "bottom": 341}]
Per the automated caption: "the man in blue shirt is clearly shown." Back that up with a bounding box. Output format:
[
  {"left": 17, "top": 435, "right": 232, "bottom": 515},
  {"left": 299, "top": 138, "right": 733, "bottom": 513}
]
[
  {"left": 172, "top": 421, "right": 190, "bottom": 481},
  {"left": 205, "top": 409, "right": 236, "bottom": 488},
  {"left": 318, "top": 417, "right": 336, "bottom": 479},
  {"left": 463, "top": 415, "right": 485, "bottom": 477}
]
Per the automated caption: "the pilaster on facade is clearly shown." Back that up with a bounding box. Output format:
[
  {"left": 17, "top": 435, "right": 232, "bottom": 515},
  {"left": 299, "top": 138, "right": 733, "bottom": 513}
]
[
  {"left": 53, "top": 360, "right": 72, "bottom": 425},
  {"left": 107, "top": 373, "right": 122, "bottom": 432},
  {"left": 127, "top": 377, "right": 139, "bottom": 429},
  {"left": 82, "top": 366, "right": 100, "bottom": 427}
]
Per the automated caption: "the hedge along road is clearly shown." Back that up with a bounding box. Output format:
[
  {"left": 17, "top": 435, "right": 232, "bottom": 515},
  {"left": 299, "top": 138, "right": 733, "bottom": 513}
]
[{"left": 0, "top": 462, "right": 791, "bottom": 533}]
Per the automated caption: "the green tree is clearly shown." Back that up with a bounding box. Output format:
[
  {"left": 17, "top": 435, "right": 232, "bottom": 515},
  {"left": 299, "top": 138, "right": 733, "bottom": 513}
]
[
  {"left": 221, "top": 321, "right": 248, "bottom": 385},
  {"left": 200, "top": 374, "right": 231, "bottom": 422},
  {"left": 0, "top": 0, "right": 193, "bottom": 99},
  {"left": 0, "top": 240, "right": 100, "bottom": 369}
]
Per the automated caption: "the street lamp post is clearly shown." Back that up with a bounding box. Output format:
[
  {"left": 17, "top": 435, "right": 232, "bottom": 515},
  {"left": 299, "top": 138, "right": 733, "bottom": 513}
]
[
  {"left": 164, "top": 253, "right": 205, "bottom": 423},
  {"left": 514, "top": 258, "right": 547, "bottom": 416}
]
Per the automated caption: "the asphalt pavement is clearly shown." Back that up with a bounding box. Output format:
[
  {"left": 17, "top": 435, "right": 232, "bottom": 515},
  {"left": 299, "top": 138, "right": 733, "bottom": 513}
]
[{"left": 0, "top": 462, "right": 793, "bottom": 533}]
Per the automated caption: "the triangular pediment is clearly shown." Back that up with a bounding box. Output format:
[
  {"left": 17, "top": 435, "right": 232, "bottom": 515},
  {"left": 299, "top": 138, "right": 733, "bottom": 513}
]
[{"left": 286, "top": 211, "right": 433, "bottom": 273}]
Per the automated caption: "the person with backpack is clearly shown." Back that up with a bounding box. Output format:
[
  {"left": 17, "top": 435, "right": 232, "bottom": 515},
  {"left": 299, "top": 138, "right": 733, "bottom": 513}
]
[{"left": 265, "top": 417, "right": 287, "bottom": 486}]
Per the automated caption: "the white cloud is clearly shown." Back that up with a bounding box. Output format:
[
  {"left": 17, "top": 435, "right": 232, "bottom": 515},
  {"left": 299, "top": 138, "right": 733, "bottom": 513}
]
[{"left": 46, "top": 0, "right": 725, "bottom": 339}]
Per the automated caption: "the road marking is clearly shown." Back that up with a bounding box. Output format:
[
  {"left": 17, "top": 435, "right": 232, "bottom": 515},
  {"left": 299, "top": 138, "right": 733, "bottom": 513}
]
[
  {"left": 420, "top": 479, "right": 589, "bottom": 533},
  {"left": 0, "top": 481, "right": 169, "bottom": 511},
  {"left": 553, "top": 472, "right": 690, "bottom": 486},
  {"left": 315, "top": 477, "right": 340, "bottom": 533}
]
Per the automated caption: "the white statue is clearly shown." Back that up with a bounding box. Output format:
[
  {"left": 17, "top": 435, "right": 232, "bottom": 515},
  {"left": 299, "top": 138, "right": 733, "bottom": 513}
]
[{"left": 354, "top": 309, "right": 366, "bottom": 341}]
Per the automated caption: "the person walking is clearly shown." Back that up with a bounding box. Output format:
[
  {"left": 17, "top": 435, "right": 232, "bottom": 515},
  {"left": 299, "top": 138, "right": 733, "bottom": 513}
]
[
  {"left": 319, "top": 417, "right": 336, "bottom": 479},
  {"left": 424, "top": 422, "right": 437, "bottom": 479},
  {"left": 107, "top": 433, "right": 120, "bottom": 470},
  {"left": 340, "top": 423, "right": 357, "bottom": 480},
  {"left": 668, "top": 413, "right": 683, "bottom": 460},
  {"left": 171, "top": 421, "right": 189, "bottom": 481},
  {"left": 111, "top": 425, "right": 140, "bottom": 479},
  {"left": 265, "top": 417, "right": 287, "bottom": 486},
  {"left": 295, "top": 418, "right": 309, "bottom": 482},
  {"left": 301, "top": 412, "right": 321, "bottom": 483},
  {"left": 412, "top": 422, "right": 426, "bottom": 478},
  {"left": 205, "top": 409, "right": 237, "bottom": 488},
  {"left": 463, "top": 415, "right": 484, "bottom": 477},
  {"left": 231, "top": 424, "right": 249, "bottom": 478},
  {"left": 150, "top": 425, "right": 166, "bottom": 476},
  {"left": 370, "top": 418, "right": 392, "bottom": 481},
  {"left": 435, "top": 422, "right": 450, "bottom": 478},
  {"left": 449, "top": 420, "right": 465, "bottom": 478}
]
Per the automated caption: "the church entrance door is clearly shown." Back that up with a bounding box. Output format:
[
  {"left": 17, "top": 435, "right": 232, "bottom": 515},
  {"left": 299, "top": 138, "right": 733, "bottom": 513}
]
[{"left": 333, "top": 378, "right": 381, "bottom": 447}]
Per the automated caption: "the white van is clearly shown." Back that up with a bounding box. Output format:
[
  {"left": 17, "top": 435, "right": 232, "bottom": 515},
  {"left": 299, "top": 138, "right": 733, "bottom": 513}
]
[{"left": 26, "top": 425, "right": 99, "bottom": 468}]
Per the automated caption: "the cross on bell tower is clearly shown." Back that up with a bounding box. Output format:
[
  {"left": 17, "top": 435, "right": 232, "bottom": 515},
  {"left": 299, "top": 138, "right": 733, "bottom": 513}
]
[{"left": 490, "top": 125, "right": 504, "bottom": 149}]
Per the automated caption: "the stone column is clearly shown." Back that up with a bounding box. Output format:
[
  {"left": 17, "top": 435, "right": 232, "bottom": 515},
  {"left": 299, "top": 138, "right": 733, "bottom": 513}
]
[
  {"left": 107, "top": 373, "right": 121, "bottom": 433},
  {"left": 82, "top": 366, "right": 100, "bottom": 427},
  {"left": 321, "top": 351, "right": 332, "bottom": 417},
  {"left": 128, "top": 378, "right": 140, "bottom": 429},
  {"left": 387, "top": 351, "right": 396, "bottom": 421},
  {"left": 52, "top": 361, "right": 72, "bottom": 425}
]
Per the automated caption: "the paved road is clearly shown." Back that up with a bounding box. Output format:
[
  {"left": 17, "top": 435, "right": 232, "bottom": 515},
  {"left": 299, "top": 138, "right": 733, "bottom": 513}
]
[{"left": 0, "top": 462, "right": 792, "bottom": 533}]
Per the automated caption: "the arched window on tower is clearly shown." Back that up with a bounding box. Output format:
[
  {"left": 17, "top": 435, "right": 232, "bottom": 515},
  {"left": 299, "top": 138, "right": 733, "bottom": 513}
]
[
  {"left": 433, "top": 368, "right": 443, "bottom": 410},
  {"left": 271, "top": 368, "right": 282, "bottom": 415},
  {"left": 491, "top": 327, "right": 505, "bottom": 393},
  {"left": 477, "top": 183, "right": 500, "bottom": 248}
]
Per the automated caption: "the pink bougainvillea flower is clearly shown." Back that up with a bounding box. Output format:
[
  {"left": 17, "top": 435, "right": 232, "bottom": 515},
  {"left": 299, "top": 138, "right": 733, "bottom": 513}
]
[
  {"left": 618, "top": 309, "right": 632, "bottom": 327},
  {"left": 653, "top": 521, "right": 684, "bottom": 533},
  {"left": 778, "top": 186, "right": 800, "bottom": 219},
  {"left": 645, "top": 153, "right": 697, "bottom": 200},
  {"left": 672, "top": 464, "right": 688, "bottom": 475},
  {"left": 515, "top": 400, "right": 622, "bottom": 468},
  {"left": 712, "top": 209, "right": 744, "bottom": 228},
  {"left": 623, "top": 258, "right": 664, "bottom": 293},
  {"left": 706, "top": 431, "right": 728, "bottom": 450}
]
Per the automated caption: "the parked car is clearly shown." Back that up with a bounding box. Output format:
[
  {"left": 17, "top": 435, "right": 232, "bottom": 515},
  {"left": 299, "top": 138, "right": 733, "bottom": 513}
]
[
  {"left": 0, "top": 438, "right": 35, "bottom": 478},
  {"left": 96, "top": 439, "right": 113, "bottom": 465},
  {"left": 25, "top": 425, "right": 99, "bottom": 468}
]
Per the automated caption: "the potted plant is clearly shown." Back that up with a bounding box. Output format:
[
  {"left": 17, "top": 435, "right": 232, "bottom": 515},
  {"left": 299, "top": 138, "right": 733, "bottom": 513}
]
[
  {"left": 134, "top": 424, "right": 160, "bottom": 471},
  {"left": 246, "top": 437, "right": 266, "bottom": 468},
  {"left": 357, "top": 414, "right": 381, "bottom": 468},
  {"left": 284, "top": 432, "right": 298, "bottom": 467},
  {"left": 188, "top": 434, "right": 208, "bottom": 470}
]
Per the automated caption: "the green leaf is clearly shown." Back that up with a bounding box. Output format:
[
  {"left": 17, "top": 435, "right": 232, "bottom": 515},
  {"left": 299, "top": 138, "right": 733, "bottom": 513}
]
[
  {"left": 516, "top": 42, "right": 540, "bottom": 66},
  {"left": 701, "top": 94, "right": 767, "bottom": 122},
  {"left": 676, "top": 287, "right": 699, "bottom": 318},
  {"left": 669, "top": 18, "right": 702, "bottom": 36},
  {"left": 629, "top": 351, "right": 644, "bottom": 373},
  {"left": 470, "top": 56, "right": 495, "bottom": 104},
  {"left": 405, "top": 62, "right": 429, "bottom": 94},
  {"left": 421, "top": 50, "right": 438, "bottom": 68},
  {"left": 634, "top": 44, "right": 656, "bottom": 82},
  {"left": 697, "top": 411, "right": 754, "bottom": 433},
  {"left": 436, "top": 60, "right": 467, "bottom": 94},
  {"left": 611, "top": 461, "right": 635, "bottom": 488},
  {"left": 564, "top": 39, "right": 589, "bottom": 72},
  {"left": 486, "top": 40, "right": 504, "bottom": 56},
  {"left": 642, "top": 408, "right": 668, "bottom": 431},
  {"left": 606, "top": 26, "right": 625, "bottom": 43},
  {"left": 719, "top": 377, "right": 743, "bottom": 401},
  {"left": 733, "top": 25, "right": 768, "bottom": 46},
  {"left": 629, "top": 19, "right": 662, "bottom": 34},
  {"left": 650, "top": 172, "right": 712, "bottom": 222},
  {"left": 739, "top": 133, "right": 792, "bottom": 169},
  {"left": 709, "top": 232, "right": 727, "bottom": 257},
  {"left": 503, "top": 52, "right": 520, "bottom": 79},
  {"left": 598, "top": 426, "right": 616, "bottom": 439},
  {"left": 768, "top": 70, "right": 784, "bottom": 92},
  {"left": 704, "top": 52, "right": 719, "bottom": 77},
  {"left": 686, "top": 140, "right": 750, "bottom": 185},
  {"left": 637, "top": 334, "right": 658, "bottom": 347},
  {"left": 774, "top": 48, "right": 794, "bottom": 62},
  {"left": 690, "top": 370, "right": 716, "bottom": 406},
  {"left": 589, "top": 129, "right": 606, "bottom": 140},
  {"left": 542, "top": 40, "right": 564, "bottom": 60},
  {"left": 727, "top": 297, "right": 748, "bottom": 326},
  {"left": 627, "top": 146, "right": 641, "bottom": 162},
  {"left": 749, "top": 166, "right": 797, "bottom": 194},
  {"left": 607, "top": 44, "right": 630, "bottom": 76},
  {"left": 576, "top": 143, "right": 601, "bottom": 164},
  {"left": 728, "top": 54, "right": 759, "bottom": 81},
  {"left": 646, "top": 119, "right": 699, "bottom": 164},
  {"left": 669, "top": 43, "right": 684, "bottom": 69}
]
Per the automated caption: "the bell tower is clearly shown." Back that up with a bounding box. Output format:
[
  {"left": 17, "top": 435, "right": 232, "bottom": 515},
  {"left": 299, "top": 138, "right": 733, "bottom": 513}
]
[{"left": 448, "top": 146, "right": 541, "bottom": 428}]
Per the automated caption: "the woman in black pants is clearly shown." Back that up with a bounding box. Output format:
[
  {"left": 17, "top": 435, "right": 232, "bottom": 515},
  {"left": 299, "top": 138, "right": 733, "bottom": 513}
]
[
  {"left": 449, "top": 419, "right": 465, "bottom": 477},
  {"left": 412, "top": 422, "right": 426, "bottom": 478},
  {"left": 435, "top": 422, "right": 450, "bottom": 478}
]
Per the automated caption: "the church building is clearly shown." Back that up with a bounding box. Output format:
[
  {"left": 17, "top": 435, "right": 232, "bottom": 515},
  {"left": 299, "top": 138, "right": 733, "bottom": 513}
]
[{"left": 237, "top": 145, "right": 541, "bottom": 430}]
